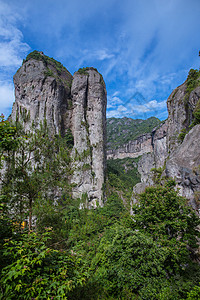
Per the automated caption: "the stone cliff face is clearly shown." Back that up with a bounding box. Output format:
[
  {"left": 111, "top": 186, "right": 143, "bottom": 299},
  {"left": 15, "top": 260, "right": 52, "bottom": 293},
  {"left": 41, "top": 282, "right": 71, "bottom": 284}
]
[
  {"left": 70, "top": 69, "right": 107, "bottom": 206},
  {"left": 12, "top": 51, "right": 73, "bottom": 136},
  {"left": 11, "top": 51, "right": 107, "bottom": 207},
  {"left": 107, "top": 133, "right": 152, "bottom": 160},
  {"left": 107, "top": 121, "right": 167, "bottom": 167},
  {"left": 107, "top": 72, "right": 199, "bottom": 211},
  {"left": 165, "top": 125, "right": 200, "bottom": 210},
  {"left": 167, "top": 80, "right": 200, "bottom": 153},
  {"left": 165, "top": 73, "right": 200, "bottom": 211},
  {"left": 152, "top": 121, "right": 168, "bottom": 168},
  {"left": 131, "top": 122, "right": 167, "bottom": 200},
  {"left": 10, "top": 51, "right": 200, "bottom": 210},
  {"left": 132, "top": 74, "right": 200, "bottom": 212}
]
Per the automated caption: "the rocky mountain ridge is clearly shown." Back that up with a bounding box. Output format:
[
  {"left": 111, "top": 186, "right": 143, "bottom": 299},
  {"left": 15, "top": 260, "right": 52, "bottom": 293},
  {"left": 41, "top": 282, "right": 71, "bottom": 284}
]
[
  {"left": 10, "top": 51, "right": 200, "bottom": 211},
  {"left": 133, "top": 71, "right": 200, "bottom": 212},
  {"left": 106, "top": 69, "right": 199, "bottom": 211},
  {"left": 107, "top": 121, "right": 167, "bottom": 165},
  {"left": 107, "top": 116, "right": 161, "bottom": 150},
  {"left": 11, "top": 51, "right": 107, "bottom": 207}
]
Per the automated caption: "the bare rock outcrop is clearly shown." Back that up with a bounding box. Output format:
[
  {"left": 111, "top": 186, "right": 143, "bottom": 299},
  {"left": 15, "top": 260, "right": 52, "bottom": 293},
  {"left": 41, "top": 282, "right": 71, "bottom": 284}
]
[
  {"left": 12, "top": 51, "right": 73, "bottom": 136},
  {"left": 167, "top": 81, "right": 200, "bottom": 153},
  {"left": 131, "top": 74, "right": 200, "bottom": 210},
  {"left": 152, "top": 121, "right": 168, "bottom": 168},
  {"left": 70, "top": 69, "right": 107, "bottom": 206},
  {"left": 107, "top": 133, "right": 153, "bottom": 160},
  {"left": 11, "top": 51, "right": 107, "bottom": 207},
  {"left": 132, "top": 123, "right": 167, "bottom": 200},
  {"left": 165, "top": 124, "right": 200, "bottom": 212}
]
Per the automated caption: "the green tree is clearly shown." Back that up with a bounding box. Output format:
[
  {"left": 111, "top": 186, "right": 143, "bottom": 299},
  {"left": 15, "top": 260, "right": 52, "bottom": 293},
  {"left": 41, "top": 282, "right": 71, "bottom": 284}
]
[
  {"left": 1, "top": 120, "right": 73, "bottom": 231},
  {"left": 0, "top": 228, "right": 87, "bottom": 299},
  {"left": 186, "top": 284, "right": 200, "bottom": 300},
  {"left": 0, "top": 114, "right": 18, "bottom": 156},
  {"left": 130, "top": 183, "right": 200, "bottom": 274}
]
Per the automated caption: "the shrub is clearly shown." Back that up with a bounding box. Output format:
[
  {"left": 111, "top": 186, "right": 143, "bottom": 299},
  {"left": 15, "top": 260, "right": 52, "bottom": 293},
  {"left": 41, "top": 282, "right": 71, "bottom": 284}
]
[{"left": 0, "top": 229, "right": 87, "bottom": 299}]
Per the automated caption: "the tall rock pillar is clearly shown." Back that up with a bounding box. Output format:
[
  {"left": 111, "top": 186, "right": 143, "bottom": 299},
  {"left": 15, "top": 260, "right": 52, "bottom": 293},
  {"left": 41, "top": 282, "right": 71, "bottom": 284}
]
[
  {"left": 71, "top": 68, "right": 107, "bottom": 207},
  {"left": 11, "top": 52, "right": 107, "bottom": 207}
]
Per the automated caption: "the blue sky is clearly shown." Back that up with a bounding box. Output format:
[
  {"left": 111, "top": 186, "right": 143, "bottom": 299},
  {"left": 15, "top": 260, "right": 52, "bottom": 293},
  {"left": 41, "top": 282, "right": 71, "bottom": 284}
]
[{"left": 0, "top": 0, "right": 200, "bottom": 120}]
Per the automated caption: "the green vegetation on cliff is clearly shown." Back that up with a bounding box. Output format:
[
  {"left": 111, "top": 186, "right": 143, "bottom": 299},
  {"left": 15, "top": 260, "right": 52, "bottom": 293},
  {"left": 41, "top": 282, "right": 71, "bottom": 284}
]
[
  {"left": 23, "top": 50, "right": 72, "bottom": 87},
  {"left": 178, "top": 69, "right": 200, "bottom": 142},
  {"left": 24, "top": 50, "right": 66, "bottom": 74},
  {"left": 77, "top": 67, "right": 105, "bottom": 84},
  {"left": 186, "top": 68, "right": 200, "bottom": 94},
  {"left": 107, "top": 116, "right": 162, "bottom": 150},
  {"left": 185, "top": 69, "right": 200, "bottom": 127},
  {"left": 107, "top": 157, "right": 140, "bottom": 196}
]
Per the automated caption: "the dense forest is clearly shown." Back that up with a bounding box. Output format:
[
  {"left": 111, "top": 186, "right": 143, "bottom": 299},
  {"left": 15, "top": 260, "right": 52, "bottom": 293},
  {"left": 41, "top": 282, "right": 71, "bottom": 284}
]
[{"left": 0, "top": 115, "right": 200, "bottom": 300}]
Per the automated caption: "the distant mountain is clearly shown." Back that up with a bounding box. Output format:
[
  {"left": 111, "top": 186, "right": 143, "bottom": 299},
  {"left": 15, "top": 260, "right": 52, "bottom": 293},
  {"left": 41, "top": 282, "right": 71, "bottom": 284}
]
[{"left": 106, "top": 116, "right": 162, "bottom": 150}]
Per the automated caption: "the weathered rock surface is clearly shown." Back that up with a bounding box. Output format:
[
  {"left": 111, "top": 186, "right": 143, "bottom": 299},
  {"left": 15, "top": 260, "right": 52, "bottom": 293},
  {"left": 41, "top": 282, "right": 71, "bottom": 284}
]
[
  {"left": 131, "top": 153, "right": 155, "bottom": 211},
  {"left": 11, "top": 52, "right": 107, "bottom": 207},
  {"left": 135, "top": 153, "right": 155, "bottom": 185},
  {"left": 132, "top": 77, "right": 200, "bottom": 210},
  {"left": 70, "top": 69, "right": 107, "bottom": 206},
  {"left": 165, "top": 124, "right": 200, "bottom": 212},
  {"left": 106, "top": 73, "right": 199, "bottom": 211},
  {"left": 107, "top": 121, "right": 168, "bottom": 201},
  {"left": 12, "top": 52, "right": 73, "bottom": 136},
  {"left": 107, "top": 121, "right": 167, "bottom": 167},
  {"left": 152, "top": 121, "right": 168, "bottom": 168},
  {"left": 107, "top": 133, "right": 153, "bottom": 160},
  {"left": 167, "top": 82, "right": 200, "bottom": 153}
]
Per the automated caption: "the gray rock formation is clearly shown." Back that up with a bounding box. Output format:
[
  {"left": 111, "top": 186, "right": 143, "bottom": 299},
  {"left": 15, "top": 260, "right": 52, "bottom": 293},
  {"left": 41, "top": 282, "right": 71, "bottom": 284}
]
[
  {"left": 131, "top": 123, "right": 167, "bottom": 200},
  {"left": 106, "top": 72, "right": 199, "bottom": 211},
  {"left": 152, "top": 121, "right": 168, "bottom": 168},
  {"left": 132, "top": 76, "right": 200, "bottom": 210},
  {"left": 11, "top": 51, "right": 107, "bottom": 207},
  {"left": 107, "top": 121, "right": 167, "bottom": 167},
  {"left": 167, "top": 81, "right": 200, "bottom": 153},
  {"left": 164, "top": 74, "right": 200, "bottom": 208},
  {"left": 70, "top": 69, "right": 107, "bottom": 207},
  {"left": 12, "top": 52, "right": 73, "bottom": 136},
  {"left": 107, "top": 120, "right": 168, "bottom": 201},
  {"left": 107, "top": 133, "right": 153, "bottom": 160},
  {"left": 165, "top": 124, "right": 200, "bottom": 212}
]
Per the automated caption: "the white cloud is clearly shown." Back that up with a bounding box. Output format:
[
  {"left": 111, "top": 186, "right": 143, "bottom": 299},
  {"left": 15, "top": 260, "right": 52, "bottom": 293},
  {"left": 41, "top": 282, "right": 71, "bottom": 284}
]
[
  {"left": 0, "top": 81, "right": 14, "bottom": 116},
  {"left": 107, "top": 99, "right": 167, "bottom": 119},
  {"left": 107, "top": 94, "right": 123, "bottom": 109},
  {"left": 94, "top": 49, "right": 115, "bottom": 61},
  {"left": 113, "top": 91, "right": 120, "bottom": 96},
  {"left": 118, "top": 105, "right": 128, "bottom": 113},
  {"left": 0, "top": 1, "right": 29, "bottom": 116},
  {"left": 147, "top": 100, "right": 166, "bottom": 110},
  {"left": 0, "top": 1, "right": 29, "bottom": 68},
  {"left": 0, "top": 0, "right": 199, "bottom": 120},
  {"left": 107, "top": 109, "right": 126, "bottom": 118},
  {"left": 128, "top": 99, "right": 166, "bottom": 114},
  {"left": 106, "top": 110, "right": 119, "bottom": 118}
]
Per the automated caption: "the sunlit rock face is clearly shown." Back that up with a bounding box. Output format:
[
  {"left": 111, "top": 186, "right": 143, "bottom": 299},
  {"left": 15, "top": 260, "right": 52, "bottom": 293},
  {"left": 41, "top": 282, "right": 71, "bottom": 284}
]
[
  {"left": 70, "top": 69, "right": 107, "bottom": 207},
  {"left": 152, "top": 121, "right": 168, "bottom": 168},
  {"left": 167, "top": 82, "right": 200, "bottom": 154},
  {"left": 165, "top": 77, "right": 200, "bottom": 211},
  {"left": 11, "top": 52, "right": 107, "bottom": 207},
  {"left": 107, "top": 133, "right": 153, "bottom": 160},
  {"left": 165, "top": 125, "right": 200, "bottom": 210},
  {"left": 12, "top": 53, "right": 73, "bottom": 136}
]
